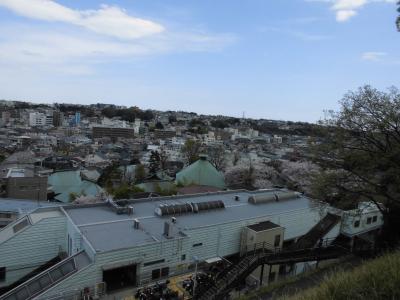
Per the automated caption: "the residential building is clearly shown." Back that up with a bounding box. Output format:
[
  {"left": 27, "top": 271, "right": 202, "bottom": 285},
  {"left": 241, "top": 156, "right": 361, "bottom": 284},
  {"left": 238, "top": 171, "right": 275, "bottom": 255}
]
[
  {"left": 92, "top": 127, "right": 135, "bottom": 139},
  {"left": 3, "top": 168, "right": 48, "bottom": 201},
  {"left": 29, "top": 112, "right": 53, "bottom": 127}
]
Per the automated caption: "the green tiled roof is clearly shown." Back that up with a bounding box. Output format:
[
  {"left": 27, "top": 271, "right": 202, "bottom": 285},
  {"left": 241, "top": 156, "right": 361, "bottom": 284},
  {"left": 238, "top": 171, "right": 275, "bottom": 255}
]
[
  {"left": 176, "top": 157, "right": 225, "bottom": 189},
  {"left": 48, "top": 171, "right": 103, "bottom": 203}
]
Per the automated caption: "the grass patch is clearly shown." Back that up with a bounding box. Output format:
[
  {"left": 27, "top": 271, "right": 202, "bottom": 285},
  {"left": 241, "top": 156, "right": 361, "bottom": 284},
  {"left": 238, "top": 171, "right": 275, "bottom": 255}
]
[{"left": 279, "top": 251, "right": 400, "bottom": 300}]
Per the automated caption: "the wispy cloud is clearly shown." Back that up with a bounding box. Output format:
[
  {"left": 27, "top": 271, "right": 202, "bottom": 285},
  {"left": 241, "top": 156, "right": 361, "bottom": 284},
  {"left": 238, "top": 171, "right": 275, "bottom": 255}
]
[
  {"left": 0, "top": 0, "right": 164, "bottom": 39},
  {"left": 259, "top": 26, "right": 332, "bottom": 41},
  {"left": 0, "top": 1, "right": 236, "bottom": 74},
  {"left": 306, "top": 0, "right": 396, "bottom": 22},
  {"left": 361, "top": 51, "right": 387, "bottom": 61}
]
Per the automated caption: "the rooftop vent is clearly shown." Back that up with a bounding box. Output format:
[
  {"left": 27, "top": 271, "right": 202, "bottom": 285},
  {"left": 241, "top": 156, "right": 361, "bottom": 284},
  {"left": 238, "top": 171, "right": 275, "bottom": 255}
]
[
  {"left": 127, "top": 205, "right": 134, "bottom": 215},
  {"left": 155, "top": 203, "right": 193, "bottom": 217},
  {"left": 155, "top": 200, "right": 225, "bottom": 216},
  {"left": 192, "top": 200, "right": 225, "bottom": 213},
  {"left": 164, "top": 221, "right": 173, "bottom": 238},
  {"left": 248, "top": 191, "right": 298, "bottom": 204},
  {"left": 199, "top": 154, "right": 208, "bottom": 161},
  {"left": 133, "top": 219, "right": 140, "bottom": 229}
]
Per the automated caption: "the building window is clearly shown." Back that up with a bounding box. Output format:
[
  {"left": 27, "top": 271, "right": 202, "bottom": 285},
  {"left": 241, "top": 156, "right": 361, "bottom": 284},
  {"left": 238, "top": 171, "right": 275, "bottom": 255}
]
[
  {"left": 0, "top": 267, "right": 5, "bottom": 282},
  {"left": 274, "top": 235, "right": 281, "bottom": 247},
  {"left": 144, "top": 259, "right": 165, "bottom": 267},
  {"left": 193, "top": 243, "right": 203, "bottom": 247},
  {"left": 13, "top": 219, "right": 29, "bottom": 233},
  {"left": 354, "top": 220, "right": 360, "bottom": 228},
  {"left": 372, "top": 216, "right": 377, "bottom": 223},
  {"left": 161, "top": 267, "right": 169, "bottom": 277},
  {"left": 151, "top": 269, "right": 161, "bottom": 280},
  {"left": 367, "top": 217, "right": 372, "bottom": 224},
  {"left": 181, "top": 254, "right": 186, "bottom": 261},
  {"left": 0, "top": 213, "right": 12, "bottom": 219}
]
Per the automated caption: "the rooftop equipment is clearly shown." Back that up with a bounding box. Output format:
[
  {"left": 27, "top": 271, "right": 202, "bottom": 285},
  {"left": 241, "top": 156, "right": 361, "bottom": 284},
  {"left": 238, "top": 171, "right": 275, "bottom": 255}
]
[
  {"left": 248, "top": 191, "right": 299, "bottom": 204},
  {"left": 133, "top": 219, "right": 140, "bottom": 229},
  {"left": 127, "top": 205, "right": 134, "bottom": 215},
  {"left": 155, "top": 200, "right": 225, "bottom": 216}
]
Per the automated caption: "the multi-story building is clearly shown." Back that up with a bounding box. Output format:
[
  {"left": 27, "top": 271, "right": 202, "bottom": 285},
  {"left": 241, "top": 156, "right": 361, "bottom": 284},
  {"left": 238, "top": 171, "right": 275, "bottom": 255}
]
[
  {"left": 29, "top": 112, "right": 53, "bottom": 127},
  {"left": 92, "top": 126, "right": 135, "bottom": 139},
  {"left": 0, "top": 189, "right": 383, "bottom": 299},
  {"left": 52, "top": 111, "right": 64, "bottom": 127},
  {"left": 153, "top": 129, "right": 176, "bottom": 139}
]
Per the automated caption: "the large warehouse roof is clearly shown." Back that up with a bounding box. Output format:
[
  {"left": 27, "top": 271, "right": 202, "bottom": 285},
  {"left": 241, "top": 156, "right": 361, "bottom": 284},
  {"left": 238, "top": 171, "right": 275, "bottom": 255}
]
[{"left": 64, "top": 189, "right": 326, "bottom": 253}]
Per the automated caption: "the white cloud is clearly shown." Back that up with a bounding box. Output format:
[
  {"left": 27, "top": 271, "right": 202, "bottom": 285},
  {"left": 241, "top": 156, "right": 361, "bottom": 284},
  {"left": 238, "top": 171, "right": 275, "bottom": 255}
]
[
  {"left": 361, "top": 51, "right": 387, "bottom": 61},
  {"left": 306, "top": 0, "right": 396, "bottom": 22},
  {"left": 0, "top": 23, "right": 236, "bottom": 74},
  {"left": 0, "top": 1, "right": 236, "bottom": 74},
  {"left": 336, "top": 9, "right": 357, "bottom": 21},
  {"left": 0, "top": 0, "right": 164, "bottom": 39}
]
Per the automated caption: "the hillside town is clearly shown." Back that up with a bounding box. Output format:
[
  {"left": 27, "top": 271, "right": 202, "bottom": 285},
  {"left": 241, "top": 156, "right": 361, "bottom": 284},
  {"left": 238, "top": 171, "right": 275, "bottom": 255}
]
[
  {"left": 0, "top": 1, "right": 399, "bottom": 300},
  {"left": 0, "top": 97, "right": 389, "bottom": 300},
  {"left": 0, "top": 100, "right": 321, "bottom": 210}
]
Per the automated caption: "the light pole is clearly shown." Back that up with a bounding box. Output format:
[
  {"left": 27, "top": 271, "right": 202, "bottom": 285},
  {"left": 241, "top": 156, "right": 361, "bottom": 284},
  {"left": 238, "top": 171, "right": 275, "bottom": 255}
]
[{"left": 192, "top": 255, "right": 199, "bottom": 298}]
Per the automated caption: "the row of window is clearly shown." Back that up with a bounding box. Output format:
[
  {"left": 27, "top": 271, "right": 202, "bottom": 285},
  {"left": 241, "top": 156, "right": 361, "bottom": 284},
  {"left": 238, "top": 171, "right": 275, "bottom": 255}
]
[
  {"left": 0, "top": 213, "right": 12, "bottom": 219},
  {"left": 19, "top": 185, "right": 41, "bottom": 191},
  {"left": 354, "top": 215, "right": 378, "bottom": 228}
]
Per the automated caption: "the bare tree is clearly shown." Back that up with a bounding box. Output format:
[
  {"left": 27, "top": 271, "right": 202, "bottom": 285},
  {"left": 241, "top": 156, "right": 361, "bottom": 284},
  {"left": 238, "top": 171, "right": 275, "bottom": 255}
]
[
  {"left": 159, "top": 147, "right": 169, "bottom": 171},
  {"left": 207, "top": 145, "right": 226, "bottom": 171},
  {"left": 181, "top": 139, "right": 202, "bottom": 164}
]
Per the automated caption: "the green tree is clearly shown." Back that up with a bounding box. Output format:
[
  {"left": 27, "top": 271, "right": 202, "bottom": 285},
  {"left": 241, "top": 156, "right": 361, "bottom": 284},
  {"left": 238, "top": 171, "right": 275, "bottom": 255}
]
[
  {"left": 149, "top": 150, "right": 161, "bottom": 175},
  {"left": 135, "top": 164, "right": 146, "bottom": 183},
  {"left": 69, "top": 192, "right": 78, "bottom": 202},
  {"left": 155, "top": 121, "right": 164, "bottom": 130},
  {"left": 397, "top": 1, "right": 400, "bottom": 31},
  {"left": 311, "top": 85, "right": 400, "bottom": 245}
]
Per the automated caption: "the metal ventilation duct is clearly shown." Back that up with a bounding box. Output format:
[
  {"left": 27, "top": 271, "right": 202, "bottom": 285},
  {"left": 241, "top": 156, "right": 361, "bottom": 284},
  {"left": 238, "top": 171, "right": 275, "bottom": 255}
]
[
  {"left": 155, "top": 200, "right": 225, "bottom": 216},
  {"left": 155, "top": 203, "right": 193, "bottom": 216},
  {"left": 192, "top": 200, "right": 225, "bottom": 212},
  {"left": 248, "top": 191, "right": 298, "bottom": 204}
]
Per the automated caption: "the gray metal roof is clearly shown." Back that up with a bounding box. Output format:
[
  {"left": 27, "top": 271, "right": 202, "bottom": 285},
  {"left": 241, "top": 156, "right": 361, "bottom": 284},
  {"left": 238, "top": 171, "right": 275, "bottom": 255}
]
[
  {"left": 0, "top": 198, "right": 63, "bottom": 214},
  {"left": 65, "top": 189, "right": 326, "bottom": 253}
]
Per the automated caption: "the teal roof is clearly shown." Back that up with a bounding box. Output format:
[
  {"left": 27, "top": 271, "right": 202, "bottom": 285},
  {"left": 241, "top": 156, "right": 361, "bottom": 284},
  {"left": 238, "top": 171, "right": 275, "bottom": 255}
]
[
  {"left": 176, "top": 158, "right": 225, "bottom": 189},
  {"left": 48, "top": 171, "right": 103, "bottom": 203}
]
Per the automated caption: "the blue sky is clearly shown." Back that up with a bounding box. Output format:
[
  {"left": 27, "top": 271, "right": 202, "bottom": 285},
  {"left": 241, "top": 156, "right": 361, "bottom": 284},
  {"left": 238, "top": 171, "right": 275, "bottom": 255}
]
[{"left": 0, "top": 0, "right": 398, "bottom": 122}]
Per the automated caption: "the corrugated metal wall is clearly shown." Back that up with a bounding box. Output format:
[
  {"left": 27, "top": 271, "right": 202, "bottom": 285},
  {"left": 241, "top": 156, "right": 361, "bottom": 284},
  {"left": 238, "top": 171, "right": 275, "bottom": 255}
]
[{"left": 0, "top": 215, "right": 67, "bottom": 288}]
